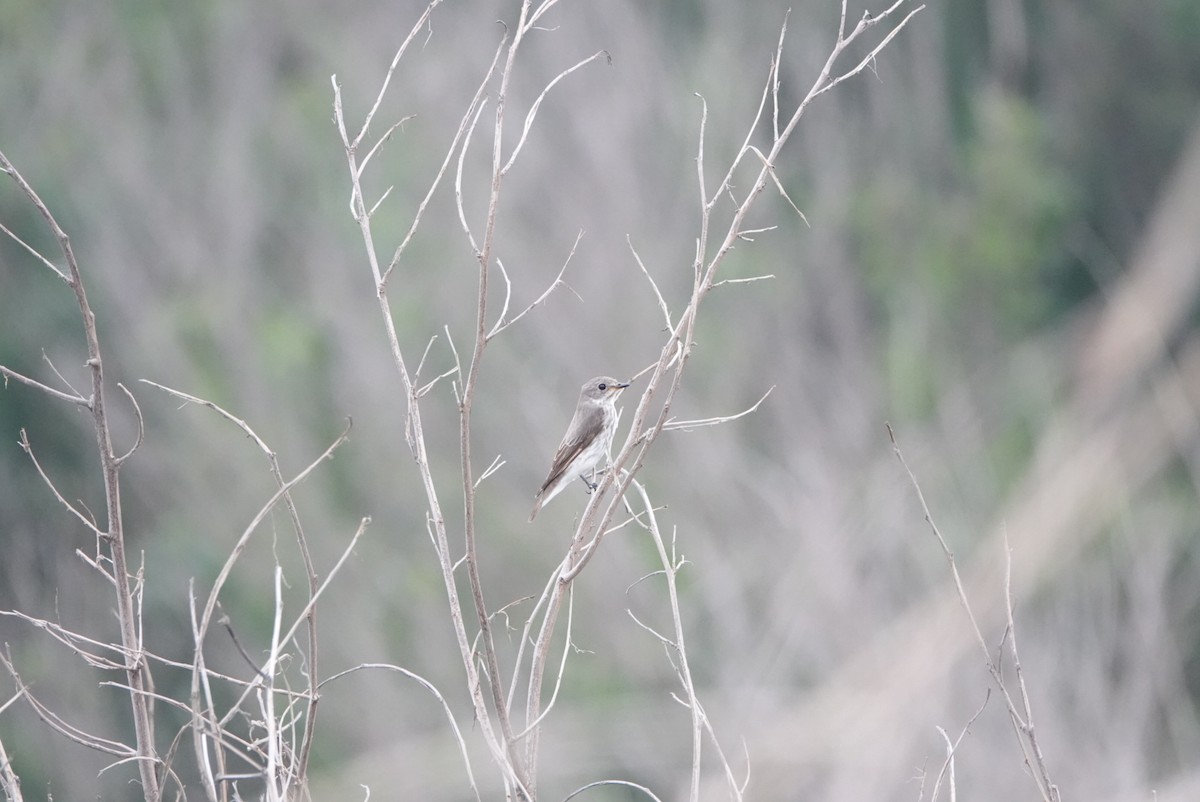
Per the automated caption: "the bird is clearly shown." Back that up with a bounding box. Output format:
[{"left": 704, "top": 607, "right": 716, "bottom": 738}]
[{"left": 529, "top": 376, "right": 630, "bottom": 522}]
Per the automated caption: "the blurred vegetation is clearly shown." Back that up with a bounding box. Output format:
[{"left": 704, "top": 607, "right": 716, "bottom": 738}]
[{"left": 2, "top": 0, "right": 1200, "bottom": 800}]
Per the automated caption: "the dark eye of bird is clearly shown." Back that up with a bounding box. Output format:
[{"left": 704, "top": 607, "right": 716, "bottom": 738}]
[{"left": 598, "top": 383, "right": 607, "bottom": 391}]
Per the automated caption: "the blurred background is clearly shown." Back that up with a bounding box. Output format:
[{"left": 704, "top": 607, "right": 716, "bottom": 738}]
[{"left": 2, "top": 0, "right": 1200, "bottom": 799}]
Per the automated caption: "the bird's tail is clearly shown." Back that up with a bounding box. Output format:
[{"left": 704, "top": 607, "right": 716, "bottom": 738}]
[{"left": 529, "top": 495, "right": 543, "bottom": 523}]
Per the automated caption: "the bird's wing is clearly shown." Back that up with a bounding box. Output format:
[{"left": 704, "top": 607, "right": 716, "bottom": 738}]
[{"left": 537, "top": 403, "right": 605, "bottom": 495}]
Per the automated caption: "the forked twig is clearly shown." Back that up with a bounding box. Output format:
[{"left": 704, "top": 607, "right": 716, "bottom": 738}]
[{"left": 888, "top": 424, "right": 1058, "bottom": 802}]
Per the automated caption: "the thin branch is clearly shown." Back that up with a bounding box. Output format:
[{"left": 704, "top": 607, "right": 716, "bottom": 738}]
[
  {"left": 1003, "top": 533, "right": 1060, "bottom": 802},
  {"left": 113, "top": 382, "right": 145, "bottom": 465},
  {"left": 0, "top": 219, "right": 70, "bottom": 283},
  {"left": 630, "top": 481, "right": 705, "bottom": 800},
  {"left": 511, "top": 585, "right": 575, "bottom": 741},
  {"left": 140, "top": 380, "right": 274, "bottom": 455},
  {"left": 661, "top": 386, "right": 774, "bottom": 432},
  {"left": 474, "top": 455, "right": 506, "bottom": 488},
  {"left": 889, "top": 424, "right": 1057, "bottom": 802},
  {"left": 43, "top": 352, "right": 86, "bottom": 400},
  {"left": 359, "top": 114, "right": 416, "bottom": 177},
  {"left": 509, "top": 567, "right": 560, "bottom": 715},
  {"left": 0, "top": 609, "right": 126, "bottom": 670},
  {"left": 735, "top": 225, "right": 778, "bottom": 242},
  {"left": 562, "top": 779, "right": 666, "bottom": 802},
  {"left": 319, "top": 664, "right": 482, "bottom": 802},
  {"left": 0, "top": 365, "right": 89, "bottom": 406},
  {"left": 628, "top": 235, "right": 672, "bottom": 331},
  {"left": 694, "top": 93, "right": 709, "bottom": 213},
  {"left": 710, "top": 274, "right": 775, "bottom": 288},
  {"left": 771, "top": 10, "right": 789, "bottom": 142},
  {"left": 368, "top": 185, "right": 394, "bottom": 218},
  {"left": 192, "top": 424, "right": 350, "bottom": 670},
  {"left": 454, "top": 93, "right": 493, "bottom": 259},
  {"left": 625, "top": 608, "right": 674, "bottom": 649},
  {"left": 382, "top": 37, "right": 506, "bottom": 287},
  {"left": 416, "top": 365, "right": 460, "bottom": 398},
  {"left": 0, "top": 732, "right": 23, "bottom": 802},
  {"left": 525, "top": 0, "right": 564, "bottom": 31},
  {"left": 415, "top": 334, "right": 440, "bottom": 379},
  {"left": 500, "top": 50, "right": 611, "bottom": 175},
  {"left": 17, "top": 429, "right": 104, "bottom": 537},
  {"left": 348, "top": 0, "right": 445, "bottom": 151},
  {"left": 278, "top": 516, "right": 370, "bottom": 649},
  {"left": 928, "top": 691, "right": 989, "bottom": 802},
  {"left": 747, "top": 146, "right": 808, "bottom": 225},
  {"left": 813, "top": 4, "right": 925, "bottom": 101},
  {"left": 486, "top": 229, "right": 583, "bottom": 340},
  {"left": 0, "top": 651, "right": 136, "bottom": 759}
]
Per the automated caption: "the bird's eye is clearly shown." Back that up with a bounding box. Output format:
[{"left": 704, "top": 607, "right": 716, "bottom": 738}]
[{"left": 598, "top": 383, "right": 607, "bottom": 391}]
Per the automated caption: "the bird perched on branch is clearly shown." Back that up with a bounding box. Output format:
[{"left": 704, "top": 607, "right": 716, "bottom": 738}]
[{"left": 529, "top": 376, "right": 630, "bottom": 522}]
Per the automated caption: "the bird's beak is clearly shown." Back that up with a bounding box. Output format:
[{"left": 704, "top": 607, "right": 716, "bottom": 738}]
[{"left": 615, "top": 381, "right": 631, "bottom": 390}]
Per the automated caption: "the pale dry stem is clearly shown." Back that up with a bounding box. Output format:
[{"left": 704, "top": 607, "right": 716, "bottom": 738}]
[
  {"left": 888, "top": 425, "right": 1059, "bottom": 802},
  {"left": 0, "top": 148, "right": 161, "bottom": 801}
]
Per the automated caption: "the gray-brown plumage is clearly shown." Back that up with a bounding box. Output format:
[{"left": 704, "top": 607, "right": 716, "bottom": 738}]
[{"left": 530, "top": 376, "right": 630, "bottom": 522}]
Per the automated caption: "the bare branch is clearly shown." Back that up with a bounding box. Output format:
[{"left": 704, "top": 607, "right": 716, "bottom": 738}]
[
  {"left": 0, "top": 609, "right": 126, "bottom": 670},
  {"left": 415, "top": 334, "right": 440, "bottom": 378},
  {"left": 320, "top": 663, "right": 482, "bottom": 802},
  {"left": 629, "top": 481, "right": 705, "bottom": 800},
  {"left": 771, "top": 10, "right": 789, "bottom": 142},
  {"left": 0, "top": 219, "right": 69, "bottom": 283},
  {"left": 17, "top": 429, "right": 104, "bottom": 537},
  {"left": 1003, "top": 533, "right": 1060, "bottom": 802},
  {"left": 140, "top": 380, "right": 274, "bottom": 455},
  {"left": 359, "top": 114, "right": 416, "bottom": 176},
  {"left": 0, "top": 365, "right": 89, "bottom": 407},
  {"left": 526, "top": 0, "right": 564, "bottom": 31},
  {"left": 474, "top": 455, "right": 506, "bottom": 488},
  {"left": 0, "top": 651, "right": 136, "bottom": 758},
  {"left": 501, "top": 50, "right": 611, "bottom": 175},
  {"left": 417, "top": 365, "right": 460, "bottom": 399},
  {"left": 661, "top": 385, "right": 774, "bottom": 432},
  {"left": 710, "top": 274, "right": 775, "bottom": 288},
  {"left": 813, "top": 4, "right": 925, "bottom": 100},
  {"left": 889, "top": 424, "right": 1057, "bottom": 802},
  {"left": 628, "top": 235, "right": 672, "bottom": 331},
  {"left": 928, "top": 691, "right": 990, "bottom": 802},
  {"left": 735, "top": 225, "right": 778, "bottom": 242},
  {"left": 625, "top": 608, "right": 674, "bottom": 649},
  {"left": 349, "top": 0, "right": 445, "bottom": 151},
  {"left": 382, "top": 37, "right": 506, "bottom": 287},
  {"left": 511, "top": 586, "right": 575, "bottom": 741},
  {"left": 278, "top": 516, "right": 371, "bottom": 649},
  {"left": 747, "top": 145, "right": 808, "bottom": 225},
  {"left": 113, "top": 382, "right": 145, "bottom": 465},
  {"left": 43, "top": 352, "right": 86, "bottom": 400},
  {"left": 442, "top": 324, "right": 463, "bottom": 401},
  {"left": 454, "top": 94, "right": 493, "bottom": 259},
  {"left": 0, "top": 689, "right": 24, "bottom": 718},
  {"left": 192, "top": 424, "right": 350, "bottom": 657},
  {"left": 562, "top": 779, "right": 667, "bottom": 802},
  {"left": 694, "top": 93, "right": 710, "bottom": 212},
  {"left": 368, "top": 185, "right": 394, "bottom": 218},
  {"left": 486, "top": 229, "right": 583, "bottom": 340}
]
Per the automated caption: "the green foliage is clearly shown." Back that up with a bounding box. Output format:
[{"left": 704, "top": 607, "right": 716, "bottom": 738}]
[{"left": 856, "top": 90, "right": 1076, "bottom": 420}]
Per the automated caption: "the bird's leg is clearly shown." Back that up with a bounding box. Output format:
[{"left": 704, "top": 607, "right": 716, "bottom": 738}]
[{"left": 578, "top": 471, "right": 599, "bottom": 494}]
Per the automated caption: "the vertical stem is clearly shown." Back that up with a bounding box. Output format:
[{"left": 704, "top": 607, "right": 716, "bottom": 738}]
[{"left": 0, "top": 150, "right": 161, "bottom": 802}]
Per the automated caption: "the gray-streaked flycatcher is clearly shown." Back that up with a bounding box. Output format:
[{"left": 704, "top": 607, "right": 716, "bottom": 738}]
[{"left": 529, "top": 376, "right": 630, "bottom": 522}]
